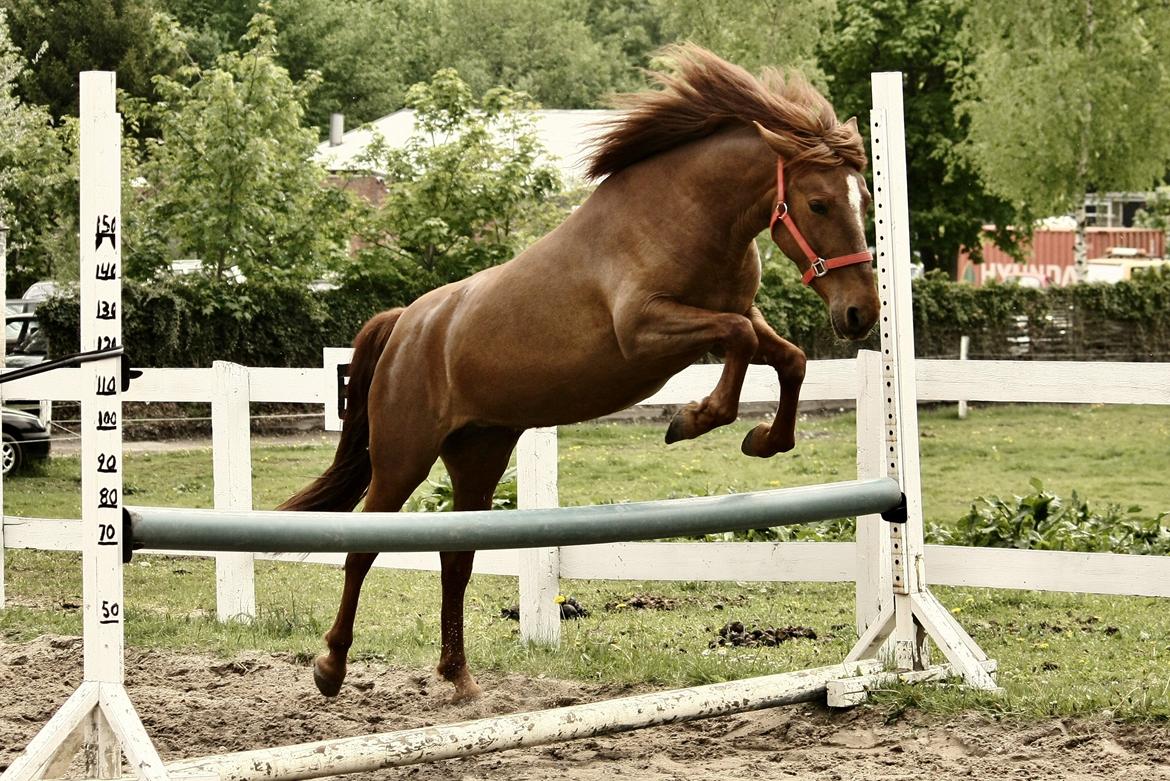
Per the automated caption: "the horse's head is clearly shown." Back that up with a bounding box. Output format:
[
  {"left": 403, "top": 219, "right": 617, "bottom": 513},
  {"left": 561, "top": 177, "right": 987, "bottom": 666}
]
[{"left": 755, "top": 121, "right": 879, "bottom": 341}]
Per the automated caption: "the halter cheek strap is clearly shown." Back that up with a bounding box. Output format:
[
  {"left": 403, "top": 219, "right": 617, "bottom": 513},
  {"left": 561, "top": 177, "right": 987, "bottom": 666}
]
[{"left": 768, "top": 158, "right": 873, "bottom": 286}]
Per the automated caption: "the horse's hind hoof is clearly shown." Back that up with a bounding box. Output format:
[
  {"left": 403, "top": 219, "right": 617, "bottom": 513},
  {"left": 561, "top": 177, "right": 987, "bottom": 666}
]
[
  {"left": 450, "top": 679, "right": 483, "bottom": 704},
  {"left": 665, "top": 415, "right": 686, "bottom": 444},
  {"left": 313, "top": 657, "right": 344, "bottom": 697}
]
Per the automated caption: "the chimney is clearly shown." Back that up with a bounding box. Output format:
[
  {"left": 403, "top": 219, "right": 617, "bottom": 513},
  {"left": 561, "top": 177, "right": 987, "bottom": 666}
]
[{"left": 329, "top": 113, "right": 345, "bottom": 147}]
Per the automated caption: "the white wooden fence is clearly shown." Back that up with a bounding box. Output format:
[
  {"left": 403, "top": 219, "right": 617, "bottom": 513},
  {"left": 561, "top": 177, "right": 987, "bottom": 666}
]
[{"left": 2, "top": 355, "right": 1168, "bottom": 633}]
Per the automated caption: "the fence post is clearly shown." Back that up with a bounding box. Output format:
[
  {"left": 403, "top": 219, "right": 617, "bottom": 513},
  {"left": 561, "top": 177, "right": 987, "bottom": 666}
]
[
  {"left": 212, "top": 361, "right": 256, "bottom": 621},
  {"left": 516, "top": 426, "right": 560, "bottom": 646},
  {"left": 854, "top": 350, "right": 890, "bottom": 637},
  {"left": 957, "top": 335, "right": 970, "bottom": 419}
]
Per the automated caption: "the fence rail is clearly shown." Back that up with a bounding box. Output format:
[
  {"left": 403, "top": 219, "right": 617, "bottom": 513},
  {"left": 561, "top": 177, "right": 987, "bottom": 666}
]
[{"left": 7, "top": 518, "right": 1168, "bottom": 599}]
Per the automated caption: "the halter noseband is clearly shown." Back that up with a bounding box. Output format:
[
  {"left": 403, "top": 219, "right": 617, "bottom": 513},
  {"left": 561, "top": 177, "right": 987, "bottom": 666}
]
[{"left": 768, "top": 157, "right": 873, "bottom": 286}]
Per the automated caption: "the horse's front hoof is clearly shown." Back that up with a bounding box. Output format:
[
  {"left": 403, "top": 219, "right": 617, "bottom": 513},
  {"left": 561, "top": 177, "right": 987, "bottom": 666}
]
[
  {"left": 664, "top": 414, "right": 688, "bottom": 444},
  {"left": 313, "top": 655, "right": 345, "bottom": 697},
  {"left": 740, "top": 423, "right": 770, "bottom": 457},
  {"left": 741, "top": 423, "right": 793, "bottom": 458}
]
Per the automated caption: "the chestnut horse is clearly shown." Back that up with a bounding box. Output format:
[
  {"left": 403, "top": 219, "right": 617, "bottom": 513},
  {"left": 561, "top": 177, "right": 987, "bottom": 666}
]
[{"left": 281, "top": 45, "right": 879, "bottom": 702}]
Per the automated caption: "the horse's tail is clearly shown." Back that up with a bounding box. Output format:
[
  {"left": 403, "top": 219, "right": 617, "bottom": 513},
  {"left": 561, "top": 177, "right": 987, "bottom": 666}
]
[{"left": 277, "top": 308, "right": 404, "bottom": 513}]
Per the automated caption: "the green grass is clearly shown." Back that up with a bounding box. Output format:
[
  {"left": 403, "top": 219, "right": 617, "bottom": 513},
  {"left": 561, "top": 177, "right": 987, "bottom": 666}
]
[{"left": 2, "top": 403, "right": 1168, "bottom": 720}]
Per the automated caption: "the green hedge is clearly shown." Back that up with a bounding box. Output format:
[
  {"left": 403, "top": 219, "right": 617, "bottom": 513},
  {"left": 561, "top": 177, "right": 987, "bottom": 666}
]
[
  {"left": 40, "top": 277, "right": 329, "bottom": 367},
  {"left": 36, "top": 265, "right": 1170, "bottom": 367}
]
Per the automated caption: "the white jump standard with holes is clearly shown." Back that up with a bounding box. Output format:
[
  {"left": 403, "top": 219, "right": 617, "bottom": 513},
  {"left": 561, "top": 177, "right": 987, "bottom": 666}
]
[{"left": 0, "top": 71, "right": 998, "bottom": 781}]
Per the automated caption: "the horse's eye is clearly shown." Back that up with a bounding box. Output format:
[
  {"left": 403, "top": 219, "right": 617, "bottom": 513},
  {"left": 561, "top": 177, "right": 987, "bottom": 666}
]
[{"left": 809, "top": 201, "right": 828, "bottom": 215}]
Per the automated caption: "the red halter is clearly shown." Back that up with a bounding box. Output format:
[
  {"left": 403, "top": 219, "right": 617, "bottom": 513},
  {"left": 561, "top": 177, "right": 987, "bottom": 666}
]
[{"left": 769, "top": 158, "right": 873, "bottom": 286}]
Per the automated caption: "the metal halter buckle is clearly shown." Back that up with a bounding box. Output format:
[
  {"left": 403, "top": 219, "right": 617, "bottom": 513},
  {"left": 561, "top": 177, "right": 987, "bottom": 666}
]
[
  {"left": 811, "top": 258, "right": 828, "bottom": 277},
  {"left": 774, "top": 202, "right": 789, "bottom": 220}
]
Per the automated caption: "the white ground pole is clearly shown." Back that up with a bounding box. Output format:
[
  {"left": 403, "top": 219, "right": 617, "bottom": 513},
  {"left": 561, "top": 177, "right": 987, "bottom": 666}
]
[
  {"left": 844, "top": 73, "right": 999, "bottom": 692},
  {"left": 1, "top": 72, "right": 170, "bottom": 781}
]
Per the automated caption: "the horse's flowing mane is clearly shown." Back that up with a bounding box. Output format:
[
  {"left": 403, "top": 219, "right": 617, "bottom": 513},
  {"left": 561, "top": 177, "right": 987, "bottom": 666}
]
[{"left": 587, "top": 44, "right": 866, "bottom": 180}]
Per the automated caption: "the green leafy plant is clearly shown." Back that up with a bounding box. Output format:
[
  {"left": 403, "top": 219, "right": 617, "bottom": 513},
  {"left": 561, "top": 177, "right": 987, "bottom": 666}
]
[
  {"left": 928, "top": 478, "right": 1170, "bottom": 555},
  {"left": 354, "top": 68, "right": 561, "bottom": 295},
  {"left": 406, "top": 468, "right": 518, "bottom": 513}
]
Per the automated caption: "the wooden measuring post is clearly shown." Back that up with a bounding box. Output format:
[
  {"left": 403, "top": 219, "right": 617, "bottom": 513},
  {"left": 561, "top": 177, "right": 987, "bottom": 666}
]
[{"left": 0, "top": 71, "right": 169, "bottom": 781}]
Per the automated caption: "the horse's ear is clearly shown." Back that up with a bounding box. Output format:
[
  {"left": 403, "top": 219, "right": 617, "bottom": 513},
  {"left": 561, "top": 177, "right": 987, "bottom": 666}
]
[
  {"left": 842, "top": 116, "right": 860, "bottom": 134},
  {"left": 753, "top": 121, "right": 798, "bottom": 158}
]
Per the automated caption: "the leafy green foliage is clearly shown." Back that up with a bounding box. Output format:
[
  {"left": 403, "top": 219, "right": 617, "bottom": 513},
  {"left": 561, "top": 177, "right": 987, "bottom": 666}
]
[
  {"left": 37, "top": 275, "right": 331, "bottom": 367},
  {"left": 354, "top": 68, "right": 561, "bottom": 294},
  {"left": 1135, "top": 185, "right": 1170, "bottom": 245},
  {"left": 130, "top": 8, "right": 354, "bottom": 284},
  {"left": 929, "top": 479, "right": 1170, "bottom": 555},
  {"left": 432, "top": 0, "right": 630, "bottom": 110},
  {"left": 0, "top": 10, "right": 80, "bottom": 292},
  {"left": 267, "top": 0, "right": 420, "bottom": 129},
  {"left": 817, "top": 0, "right": 1018, "bottom": 272},
  {"left": 0, "top": 0, "right": 188, "bottom": 124},
  {"left": 959, "top": 0, "right": 1170, "bottom": 222},
  {"left": 655, "top": 0, "right": 831, "bottom": 82},
  {"left": 155, "top": 0, "right": 258, "bottom": 68},
  {"left": 405, "top": 468, "right": 518, "bottom": 512}
]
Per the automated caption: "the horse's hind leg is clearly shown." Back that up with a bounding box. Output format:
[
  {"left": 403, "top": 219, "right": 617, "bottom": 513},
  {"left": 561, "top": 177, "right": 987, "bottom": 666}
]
[
  {"left": 436, "top": 425, "right": 521, "bottom": 702},
  {"left": 313, "top": 432, "right": 442, "bottom": 697}
]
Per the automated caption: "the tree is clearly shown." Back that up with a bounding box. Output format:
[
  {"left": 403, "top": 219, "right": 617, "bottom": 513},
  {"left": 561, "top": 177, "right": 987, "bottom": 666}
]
[
  {"left": 1135, "top": 185, "right": 1170, "bottom": 250},
  {"left": 654, "top": 0, "right": 832, "bottom": 83},
  {"left": 817, "top": 0, "right": 1019, "bottom": 274},
  {"left": 584, "top": 0, "right": 669, "bottom": 91},
  {"left": 1, "top": 0, "right": 188, "bottom": 124},
  {"left": 960, "top": 0, "right": 1170, "bottom": 277},
  {"left": 267, "top": 0, "right": 424, "bottom": 130},
  {"left": 434, "top": 0, "right": 628, "bottom": 109},
  {"left": 0, "top": 9, "right": 79, "bottom": 292},
  {"left": 131, "top": 9, "right": 353, "bottom": 284},
  {"left": 354, "top": 68, "right": 561, "bottom": 296}
]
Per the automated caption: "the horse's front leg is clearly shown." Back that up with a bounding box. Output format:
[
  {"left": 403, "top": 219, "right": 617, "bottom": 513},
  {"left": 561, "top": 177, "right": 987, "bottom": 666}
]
[
  {"left": 741, "top": 306, "right": 807, "bottom": 457},
  {"left": 615, "top": 297, "right": 758, "bottom": 443}
]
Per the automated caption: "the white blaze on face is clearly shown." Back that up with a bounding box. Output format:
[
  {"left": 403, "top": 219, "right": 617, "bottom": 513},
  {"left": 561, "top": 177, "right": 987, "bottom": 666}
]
[{"left": 846, "top": 174, "right": 865, "bottom": 237}]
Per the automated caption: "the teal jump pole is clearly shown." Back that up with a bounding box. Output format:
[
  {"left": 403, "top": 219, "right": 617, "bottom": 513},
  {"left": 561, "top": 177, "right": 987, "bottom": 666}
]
[{"left": 126, "top": 477, "right": 903, "bottom": 554}]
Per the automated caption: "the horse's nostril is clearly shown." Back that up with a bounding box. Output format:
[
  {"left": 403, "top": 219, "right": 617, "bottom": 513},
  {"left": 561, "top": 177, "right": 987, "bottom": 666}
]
[{"left": 846, "top": 306, "right": 862, "bottom": 332}]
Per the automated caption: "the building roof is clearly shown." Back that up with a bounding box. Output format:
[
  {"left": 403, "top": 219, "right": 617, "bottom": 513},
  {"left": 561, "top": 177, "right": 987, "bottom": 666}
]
[{"left": 314, "top": 108, "right": 622, "bottom": 182}]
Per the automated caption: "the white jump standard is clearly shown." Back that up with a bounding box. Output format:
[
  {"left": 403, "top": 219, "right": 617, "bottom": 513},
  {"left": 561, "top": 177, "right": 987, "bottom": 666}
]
[{"left": 0, "top": 70, "right": 998, "bottom": 781}]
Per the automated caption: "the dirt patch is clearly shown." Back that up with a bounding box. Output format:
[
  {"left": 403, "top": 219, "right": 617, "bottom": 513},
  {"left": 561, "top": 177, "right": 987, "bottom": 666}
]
[
  {"left": 500, "top": 596, "right": 589, "bottom": 621},
  {"left": 605, "top": 593, "right": 679, "bottom": 611},
  {"left": 3, "top": 636, "right": 1169, "bottom": 780},
  {"left": 710, "top": 621, "right": 818, "bottom": 648}
]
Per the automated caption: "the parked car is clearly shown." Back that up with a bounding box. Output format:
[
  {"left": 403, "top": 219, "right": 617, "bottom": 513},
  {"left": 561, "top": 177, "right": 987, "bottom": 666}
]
[
  {"left": 2, "top": 407, "right": 51, "bottom": 475},
  {"left": 5, "top": 311, "right": 46, "bottom": 366}
]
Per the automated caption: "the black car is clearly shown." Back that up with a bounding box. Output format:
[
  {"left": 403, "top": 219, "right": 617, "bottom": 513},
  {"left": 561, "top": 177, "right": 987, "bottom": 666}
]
[{"left": 2, "top": 407, "right": 51, "bottom": 475}]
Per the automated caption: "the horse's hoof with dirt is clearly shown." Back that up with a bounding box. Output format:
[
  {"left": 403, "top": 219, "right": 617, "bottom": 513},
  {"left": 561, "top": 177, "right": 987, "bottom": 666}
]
[{"left": 313, "top": 655, "right": 345, "bottom": 697}]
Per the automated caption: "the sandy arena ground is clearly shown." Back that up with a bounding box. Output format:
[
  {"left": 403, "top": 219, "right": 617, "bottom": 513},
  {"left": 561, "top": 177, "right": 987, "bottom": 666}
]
[{"left": 2, "top": 636, "right": 1169, "bottom": 780}]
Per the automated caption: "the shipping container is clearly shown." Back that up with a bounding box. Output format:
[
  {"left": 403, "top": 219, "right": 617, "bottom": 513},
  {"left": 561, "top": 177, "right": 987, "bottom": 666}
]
[{"left": 957, "top": 228, "right": 1166, "bottom": 286}]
